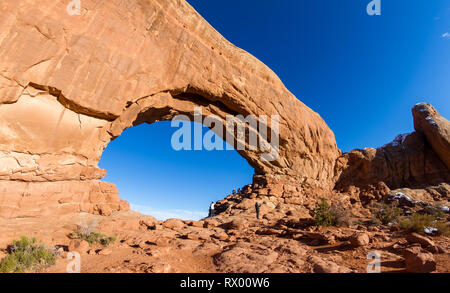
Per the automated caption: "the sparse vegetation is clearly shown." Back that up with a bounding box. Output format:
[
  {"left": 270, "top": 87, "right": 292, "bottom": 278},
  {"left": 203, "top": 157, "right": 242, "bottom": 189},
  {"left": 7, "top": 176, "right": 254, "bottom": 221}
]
[
  {"left": 70, "top": 230, "right": 116, "bottom": 247},
  {"left": 368, "top": 202, "right": 449, "bottom": 236},
  {"left": 399, "top": 213, "right": 435, "bottom": 232},
  {"left": 313, "top": 198, "right": 351, "bottom": 227},
  {"left": 370, "top": 202, "right": 402, "bottom": 226},
  {"left": 330, "top": 203, "right": 353, "bottom": 227},
  {"left": 423, "top": 206, "right": 446, "bottom": 219},
  {"left": 399, "top": 213, "right": 449, "bottom": 236},
  {"left": 313, "top": 198, "right": 334, "bottom": 227},
  {"left": 0, "top": 236, "right": 56, "bottom": 273},
  {"left": 433, "top": 222, "right": 450, "bottom": 237},
  {"left": 69, "top": 220, "right": 116, "bottom": 247}
]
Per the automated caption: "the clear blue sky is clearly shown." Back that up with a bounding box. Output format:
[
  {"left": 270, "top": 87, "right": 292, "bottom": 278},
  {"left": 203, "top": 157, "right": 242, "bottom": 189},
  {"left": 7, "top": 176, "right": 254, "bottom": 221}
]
[{"left": 100, "top": 0, "right": 450, "bottom": 220}]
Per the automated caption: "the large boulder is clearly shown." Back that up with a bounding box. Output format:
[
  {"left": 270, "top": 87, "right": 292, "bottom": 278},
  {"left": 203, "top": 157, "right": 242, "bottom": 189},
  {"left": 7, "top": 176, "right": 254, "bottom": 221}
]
[
  {"left": 349, "top": 233, "right": 370, "bottom": 247},
  {"left": 68, "top": 239, "right": 90, "bottom": 254},
  {"left": 162, "top": 219, "right": 185, "bottom": 230},
  {"left": 412, "top": 103, "right": 450, "bottom": 170},
  {"left": 308, "top": 256, "right": 352, "bottom": 273},
  {"left": 406, "top": 233, "right": 439, "bottom": 254},
  {"left": 403, "top": 247, "right": 436, "bottom": 273},
  {"left": 213, "top": 241, "right": 280, "bottom": 273}
]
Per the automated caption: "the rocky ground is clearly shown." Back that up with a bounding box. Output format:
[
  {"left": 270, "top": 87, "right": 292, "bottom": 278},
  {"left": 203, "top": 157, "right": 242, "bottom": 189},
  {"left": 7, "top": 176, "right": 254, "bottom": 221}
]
[{"left": 0, "top": 188, "right": 448, "bottom": 274}]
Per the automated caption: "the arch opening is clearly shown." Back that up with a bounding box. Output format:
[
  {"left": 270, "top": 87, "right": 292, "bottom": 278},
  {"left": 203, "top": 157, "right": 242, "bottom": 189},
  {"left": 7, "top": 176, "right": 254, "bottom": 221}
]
[{"left": 99, "top": 120, "right": 254, "bottom": 220}]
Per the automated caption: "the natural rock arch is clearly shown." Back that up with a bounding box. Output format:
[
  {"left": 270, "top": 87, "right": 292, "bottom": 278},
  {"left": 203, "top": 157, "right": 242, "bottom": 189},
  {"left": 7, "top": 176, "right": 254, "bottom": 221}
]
[
  {"left": 0, "top": 0, "right": 341, "bottom": 218},
  {"left": 105, "top": 91, "right": 279, "bottom": 175}
]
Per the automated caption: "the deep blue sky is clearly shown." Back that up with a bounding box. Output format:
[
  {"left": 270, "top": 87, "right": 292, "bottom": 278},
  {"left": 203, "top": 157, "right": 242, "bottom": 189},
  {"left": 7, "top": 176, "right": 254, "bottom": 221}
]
[{"left": 100, "top": 0, "right": 450, "bottom": 220}]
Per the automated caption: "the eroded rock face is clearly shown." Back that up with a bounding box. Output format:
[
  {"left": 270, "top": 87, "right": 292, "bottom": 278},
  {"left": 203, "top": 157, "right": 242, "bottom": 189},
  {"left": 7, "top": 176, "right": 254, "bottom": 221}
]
[
  {"left": 335, "top": 132, "right": 449, "bottom": 189},
  {"left": 0, "top": 0, "right": 341, "bottom": 217},
  {"left": 1, "top": 1, "right": 447, "bottom": 219},
  {"left": 335, "top": 104, "right": 450, "bottom": 201},
  {"left": 0, "top": 180, "right": 129, "bottom": 218},
  {"left": 412, "top": 103, "right": 450, "bottom": 170}
]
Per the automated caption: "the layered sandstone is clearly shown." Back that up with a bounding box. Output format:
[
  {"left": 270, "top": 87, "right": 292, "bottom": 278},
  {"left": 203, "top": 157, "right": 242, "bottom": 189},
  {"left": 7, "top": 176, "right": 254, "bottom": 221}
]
[
  {"left": 0, "top": 180, "right": 129, "bottom": 218},
  {"left": 0, "top": 0, "right": 340, "bottom": 217},
  {"left": 0, "top": 1, "right": 448, "bottom": 219},
  {"left": 335, "top": 103, "right": 450, "bottom": 203}
]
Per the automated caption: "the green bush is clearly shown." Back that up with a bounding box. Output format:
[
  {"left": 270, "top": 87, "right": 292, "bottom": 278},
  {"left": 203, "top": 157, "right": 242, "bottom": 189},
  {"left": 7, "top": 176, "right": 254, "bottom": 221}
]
[
  {"left": 71, "top": 231, "right": 116, "bottom": 247},
  {"left": 370, "top": 203, "right": 402, "bottom": 226},
  {"left": 399, "top": 213, "right": 434, "bottom": 232},
  {"left": 398, "top": 213, "right": 449, "bottom": 235},
  {"left": 313, "top": 198, "right": 335, "bottom": 227},
  {"left": 312, "top": 198, "right": 353, "bottom": 227},
  {"left": 0, "top": 236, "right": 56, "bottom": 273}
]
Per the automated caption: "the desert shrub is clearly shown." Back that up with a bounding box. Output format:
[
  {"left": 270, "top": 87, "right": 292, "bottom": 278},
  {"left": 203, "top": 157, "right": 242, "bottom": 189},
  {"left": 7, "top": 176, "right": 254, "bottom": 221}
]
[
  {"left": 313, "top": 198, "right": 335, "bottom": 227},
  {"left": 370, "top": 203, "right": 402, "bottom": 226},
  {"left": 0, "top": 236, "right": 56, "bottom": 273},
  {"left": 330, "top": 203, "right": 353, "bottom": 227},
  {"left": 76, "top": 221, "right": 97, "bottom": 237},
  {"left": 433, "top": 222, "right": 450, "bottom": 237},
  {"left": 421, "top": 205, "right": 446, "bottom": 219},
  {"left": 399, "top": 213, "right": 435, "bottom": 232},
  {"left": 398, "top": 213, "right": 449, "bottom": 236},
  {"left": 313, "top": 198, "right": 353, "bottom": 227},
  {"left": 71, "top": 230, "right": 116, "bottom": 247}
]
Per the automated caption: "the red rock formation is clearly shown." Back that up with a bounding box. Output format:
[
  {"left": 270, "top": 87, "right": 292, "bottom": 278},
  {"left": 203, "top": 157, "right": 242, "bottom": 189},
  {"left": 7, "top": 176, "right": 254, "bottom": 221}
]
[
  {"left": 0, "top": 0, "right": 340, "bottom": 218},
  {"left": 335, "top": 103, "right": 450, "bottom": 203},
  {"left": 0, "top": 1, "right": 447, "bottom": 219},
  {"left": 412, "top": 103, "right": 450, "bottom": 170},
  {"left": 0, "top": 180, "right": 129, "bottom": 218}
]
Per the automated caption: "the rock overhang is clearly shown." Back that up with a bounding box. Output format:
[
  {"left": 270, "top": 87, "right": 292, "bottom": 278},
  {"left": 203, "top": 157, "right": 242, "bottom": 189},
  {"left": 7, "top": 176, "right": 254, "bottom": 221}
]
[{"left": 0, "top": 0, "right": 341, "bottom": 218}]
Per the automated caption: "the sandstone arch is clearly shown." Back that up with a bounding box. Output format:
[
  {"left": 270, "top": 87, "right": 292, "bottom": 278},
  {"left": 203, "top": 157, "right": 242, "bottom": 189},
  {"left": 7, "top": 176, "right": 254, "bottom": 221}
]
[{"left": 0, "top": 0, "right": 340, "bottom": 218}]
